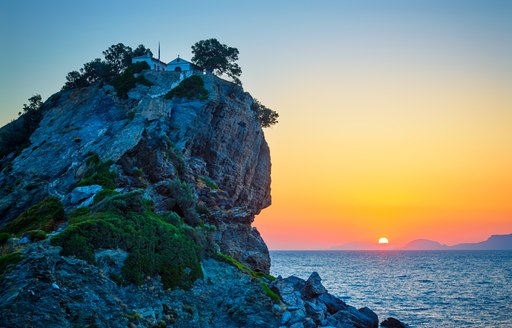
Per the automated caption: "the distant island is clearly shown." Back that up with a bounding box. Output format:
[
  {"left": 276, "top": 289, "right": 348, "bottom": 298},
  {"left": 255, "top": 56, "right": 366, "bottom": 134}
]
[{"left": 332, "top": 233, "right": 512, "bottom": 250}]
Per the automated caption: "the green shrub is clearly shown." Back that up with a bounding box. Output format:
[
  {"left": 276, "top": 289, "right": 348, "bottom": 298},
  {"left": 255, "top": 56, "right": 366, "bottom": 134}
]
[
  {"left": 112, "top": 62, "right": 153, "bottom": 98},
  {"left": 155, "top": 181, "right": 198, "bottom": 225},
  {"left": 164, "top": 76, "right": 208, "bottom": 100},
  {"left": 0, "top": 95, "right": 45, "bottom": 161},
  {"left": 161, "top": 211, "right": 184, "bottom": 226},
  {"left": 0, "top": 197, "right": 65, "bottom": 236},
  {"left": 0, "top": 252, "right": 23, "bottom": 276},
  {"left": 67, "top": 206, "right": 91, "bottom": 217},
  {"left": 93, "top": 188, "right": 118, "bottom": 204},
  {"left": 0, "top": 232, "right": 11, "bottom": 245},
  {"left": 77, "top": 154, "right": 118, "bottom": 189},
  {"left": 51, "top": 191, "right": 202, "bottom": 289},
  {"left": 24, "top": 230, "right": 47, "bottom": 242}
]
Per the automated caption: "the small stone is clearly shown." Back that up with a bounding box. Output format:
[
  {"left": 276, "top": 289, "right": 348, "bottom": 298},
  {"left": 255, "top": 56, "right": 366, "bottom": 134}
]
[
  {"left": 281, "top": 311, "right": 292, "bottom": 325},
  {"left": 381, "top": 317, "right": 408, "bottom": 328},
  {"left": 68, "top": 185, "right": 103, "bottom": 205},
  {"left": 18, "top": 236, "right": 30, "bottom": 245},
  {"left": 51, "top": 282, "right": 60, "bottom": 289},
  {"left": 359, "top": 307, "right": 378, "bottom": 328},
  {"left": 289, "top": 322, "right": 304, "bottom": 328}
]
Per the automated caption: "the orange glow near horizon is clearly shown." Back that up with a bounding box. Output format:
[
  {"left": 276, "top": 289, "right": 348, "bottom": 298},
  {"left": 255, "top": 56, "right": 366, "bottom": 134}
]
[{"left": 253, "top": 65, "right": 512, "bottom": 250}]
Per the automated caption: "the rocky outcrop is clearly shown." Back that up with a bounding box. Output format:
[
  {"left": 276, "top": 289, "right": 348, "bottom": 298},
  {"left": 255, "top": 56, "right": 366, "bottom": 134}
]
[
  {"left": 0, "top": 69, "right": 407, "bottom": 328},
  {"left": 271, "top": 272, "right": 380, "bottom": 328},
  {"left": 0, "top": 71, "right": 271, "bottom": 272},
  {"left": 0, "top": 241, "right": 278, "bottom": 327},
  {"left": 381, "top": 317, "right": 409, "bottom": 328}
]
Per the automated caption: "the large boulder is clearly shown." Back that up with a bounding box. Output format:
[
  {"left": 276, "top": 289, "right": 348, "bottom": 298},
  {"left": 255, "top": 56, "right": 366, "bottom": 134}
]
[
  {"left": 381, "top": 317, "right": 408, "bottom": 328},
  {"left": 301, "top": 272, "right": 327, "bottom": 299}
]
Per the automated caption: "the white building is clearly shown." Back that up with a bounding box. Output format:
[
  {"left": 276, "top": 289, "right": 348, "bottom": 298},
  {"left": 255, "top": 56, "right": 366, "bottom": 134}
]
[
  {"left": 131, "top": 52, "right": 168, "bottom": 71},
  {"left": 166, "top": 56, "right": 202, "bottom": 73}
]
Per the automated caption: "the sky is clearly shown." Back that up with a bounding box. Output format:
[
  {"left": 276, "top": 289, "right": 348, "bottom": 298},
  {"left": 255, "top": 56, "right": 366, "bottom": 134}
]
[{"left": 1, "top": 0, "right": 511, "bottom": 249}]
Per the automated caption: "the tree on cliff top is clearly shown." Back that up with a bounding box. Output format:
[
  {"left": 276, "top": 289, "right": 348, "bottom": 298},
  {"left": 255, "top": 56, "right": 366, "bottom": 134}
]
[
  {"left": 191, "top": 38, "right": 242, "bottom": 85},
  {"left": 63, "top": 43, "right": 152, "bottom": 90}
]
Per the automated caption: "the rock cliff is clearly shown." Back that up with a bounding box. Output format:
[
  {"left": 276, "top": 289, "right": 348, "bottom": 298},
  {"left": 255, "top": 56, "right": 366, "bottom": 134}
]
[
  {"left": 0, "top": 71, "right": 271, "bottom": 272},
  {"left": 0, "top": 70, "right": 403, "bottom": 327}
]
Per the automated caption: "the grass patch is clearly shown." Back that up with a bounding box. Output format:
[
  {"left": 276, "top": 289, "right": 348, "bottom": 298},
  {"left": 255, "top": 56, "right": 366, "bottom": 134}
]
[
  {"left": 164, "top": 75, "right": 208, "bottom": 100},
  {"left": 51, "top": 191, "right": 202, "bottom": 289},
  {"left": 112, "top": 62, "right": 153, "bottom": 99},
  {"left": 216, "top": 253, "right": 280, "bottom": 302},
  {"left": 93, "top": 188, "right": 119, "bottom": 203},
  {"left": 77, "top": 153, "right": 117, "bottom": 189},
  {"left": 0, "top": 252, "right": 23, "bottom": 277},
  {"left": 0, "top": 197, "right": 65, "bottom": 236},
  {"left": 199, "top": 176, "right": 219, "bottom": 190},
  {"left": 261, "top": 281, "right": 280, "bottom": 302}
]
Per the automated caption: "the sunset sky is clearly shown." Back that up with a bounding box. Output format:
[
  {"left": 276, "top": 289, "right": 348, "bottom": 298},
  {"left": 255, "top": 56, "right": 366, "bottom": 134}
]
[{"left": 1, "top": 0, "right": 511, "bottom": 249}]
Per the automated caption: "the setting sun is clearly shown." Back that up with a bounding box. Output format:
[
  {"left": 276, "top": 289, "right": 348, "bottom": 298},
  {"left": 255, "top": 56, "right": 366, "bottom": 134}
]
[{"left": 378, "top": 237, "right": 389, "bottom": 244}]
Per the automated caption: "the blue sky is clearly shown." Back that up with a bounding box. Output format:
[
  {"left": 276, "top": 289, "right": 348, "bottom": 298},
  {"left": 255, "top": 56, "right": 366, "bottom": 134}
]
[
  {"left": 1, "top": 0, "right": 510, "bottom": 125},
  {"left": 1, "top": 0, "right": 511, "bottom": 248}
]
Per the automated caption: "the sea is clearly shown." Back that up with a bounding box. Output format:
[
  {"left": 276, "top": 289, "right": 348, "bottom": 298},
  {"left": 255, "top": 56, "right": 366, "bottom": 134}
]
[{"left": 270, "top": 250, "right": 512, "bottom": 327}]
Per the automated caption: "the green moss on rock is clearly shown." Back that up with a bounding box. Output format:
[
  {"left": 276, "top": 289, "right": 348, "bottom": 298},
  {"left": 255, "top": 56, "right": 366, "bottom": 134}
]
[
  {"left": 51, "top": 191, "right": 202, "bottom": 289},
  {"left": 217, "top": 253, "right": 280, "bottom": 302},
  {"left": 199, "top": 176, "right": 219, "bottom": 190},
  {"left": 0, "top": 197, "right": 65, "bottom": 236},
  {"left": 0, "top": 252, "right": 23, "bottom": 277}
]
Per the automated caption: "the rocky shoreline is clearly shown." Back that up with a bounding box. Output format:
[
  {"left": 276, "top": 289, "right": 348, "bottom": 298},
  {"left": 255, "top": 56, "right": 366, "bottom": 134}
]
[{"left": 0, "top": 239, "right": 408, "bottom": 328}]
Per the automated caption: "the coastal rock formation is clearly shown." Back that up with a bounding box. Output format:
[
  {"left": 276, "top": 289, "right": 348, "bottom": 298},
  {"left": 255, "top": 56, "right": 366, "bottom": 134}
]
[
  {"left": 0, "top": 69, "right": 402, "bottom": 327},
  {"left": 0, "top": 241, "right": 278, "bottom": 327},
  {"left": 0, "top": 71, "right": 270, "bottom": 272},
  {"left": 271, "top": 272, "right": 380, "bottom": 328}
]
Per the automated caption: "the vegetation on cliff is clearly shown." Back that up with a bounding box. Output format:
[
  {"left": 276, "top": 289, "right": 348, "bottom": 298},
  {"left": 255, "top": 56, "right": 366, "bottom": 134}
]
[
  {"left": 62, "top": 43, "right": 151, "bottom": 90},
  {"left": 164, "top": 75, "right": 208, "bottom": 100},
  {"left": 51, "top": 191, "right": 203, "bottom": 289},
  {"left": 0, "top": 197, "right": 65, "bottom": 236},
  {"left": 191, "top": 38, "right": 242, "bottom": 85},
  {"left": 0, "top": 252, "right": 22, "bottom": 277},
  {"left": 0, "top": 95, "right": 43, "bottom": 160},
  {"left": 252, "top": 98, "right": 279, "bottom": 128},
  {"left": 216, "top": 253, "right": 279, "bottom": 302},
  {"left": 76, "top": 153, "right": 118, "bottom": 189},
  {"left": 111, "top": 62, "right": 153, "bottom": 98}
]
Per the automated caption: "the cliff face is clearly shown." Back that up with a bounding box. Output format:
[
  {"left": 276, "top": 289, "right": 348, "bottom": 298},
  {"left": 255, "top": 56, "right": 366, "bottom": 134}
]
[
  {"left": 0, "top": 71, "right": 271, "bottom": 272},
  {"left": 0, "top": 70, "right": 397, "bottom": 328}
]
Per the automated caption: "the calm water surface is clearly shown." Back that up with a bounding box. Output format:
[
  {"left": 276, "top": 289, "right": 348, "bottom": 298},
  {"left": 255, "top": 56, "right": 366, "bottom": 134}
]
[{"left": 270, "top": 250, "right": 512, "bottom": 327}]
